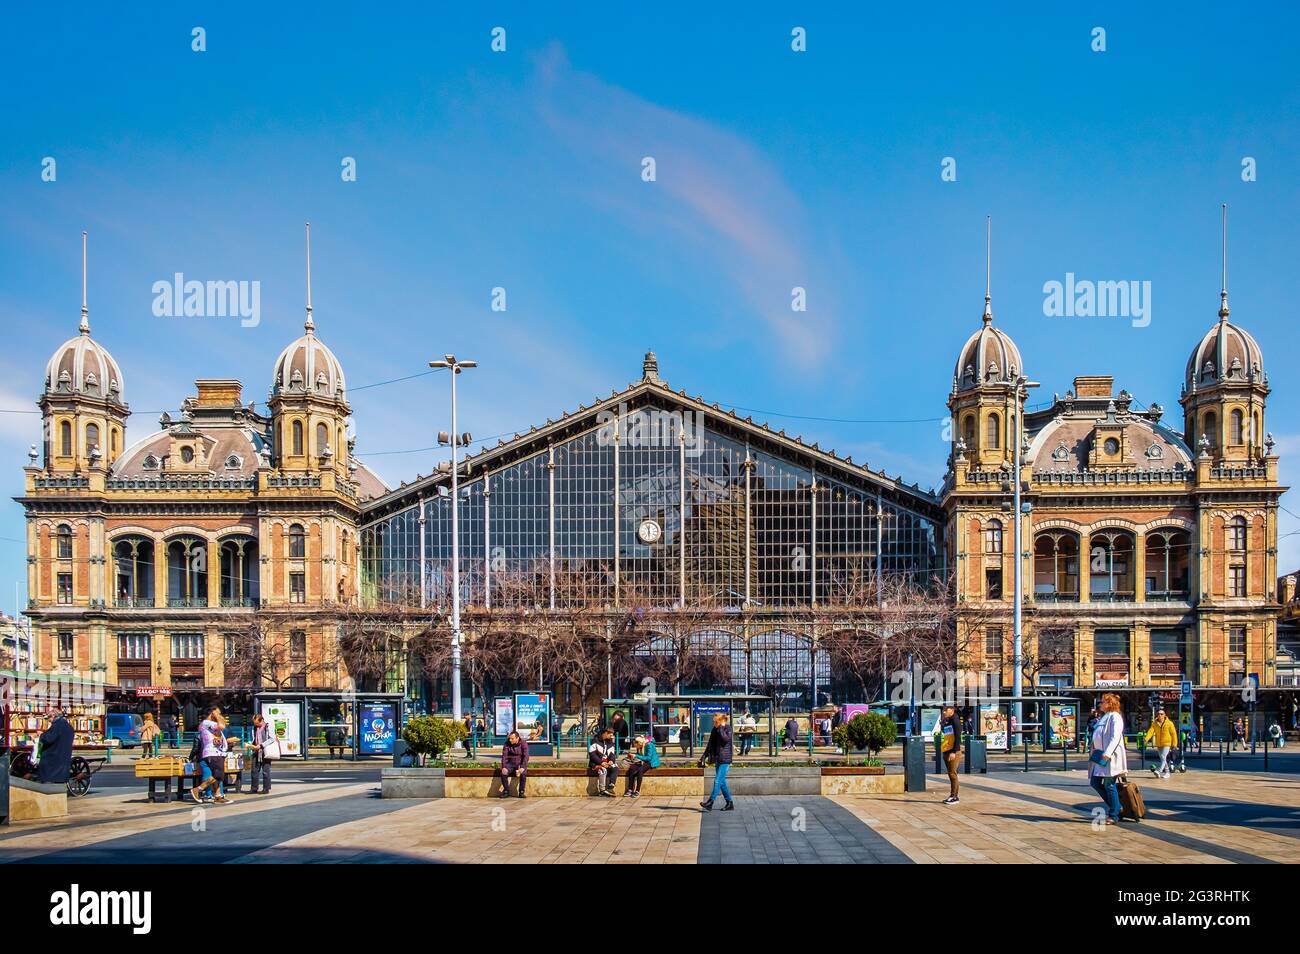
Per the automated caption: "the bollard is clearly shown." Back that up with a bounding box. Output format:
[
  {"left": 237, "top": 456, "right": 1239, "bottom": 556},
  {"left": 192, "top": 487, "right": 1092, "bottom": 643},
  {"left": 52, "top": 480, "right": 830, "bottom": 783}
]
[
  {"left": 1263, "top": 736, "right": 1269, "bottom": 772},
  {"left": 1062, "top": 743, "right": 1069, "bottom": 772},
  {"left": 1219, "top": 739, "right": 1225, "bottom": 772},
  {"left": 1023, "top": 737, "right": 1030, "bottom": 773}
]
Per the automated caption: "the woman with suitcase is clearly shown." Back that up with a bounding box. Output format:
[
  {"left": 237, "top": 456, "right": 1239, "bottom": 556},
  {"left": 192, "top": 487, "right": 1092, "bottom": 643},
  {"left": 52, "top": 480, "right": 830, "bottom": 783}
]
[{"left": 1089, "top": 693, "right": 1131, "bottom": 825}]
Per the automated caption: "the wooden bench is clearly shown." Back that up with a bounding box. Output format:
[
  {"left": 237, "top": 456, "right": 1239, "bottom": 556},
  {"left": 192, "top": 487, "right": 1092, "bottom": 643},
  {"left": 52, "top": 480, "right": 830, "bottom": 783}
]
[{"left": 135, "top": 755, "right": 245, "bottom": 802}]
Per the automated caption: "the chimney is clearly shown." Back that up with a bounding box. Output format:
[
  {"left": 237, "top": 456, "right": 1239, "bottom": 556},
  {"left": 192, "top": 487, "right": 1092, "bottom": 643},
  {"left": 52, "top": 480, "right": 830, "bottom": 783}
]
[
  {"left": 194, "top": 379, "right": 243, "bottom": 407},
  {"left": 1073, "top": 375, "right": 1114, "bottom": 399}
]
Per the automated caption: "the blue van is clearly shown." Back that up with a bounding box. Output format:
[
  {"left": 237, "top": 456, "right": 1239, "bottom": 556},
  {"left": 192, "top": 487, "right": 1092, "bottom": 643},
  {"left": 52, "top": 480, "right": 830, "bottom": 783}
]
[{"left": 106, "top": 712, "right": 144, "bottom": 748}]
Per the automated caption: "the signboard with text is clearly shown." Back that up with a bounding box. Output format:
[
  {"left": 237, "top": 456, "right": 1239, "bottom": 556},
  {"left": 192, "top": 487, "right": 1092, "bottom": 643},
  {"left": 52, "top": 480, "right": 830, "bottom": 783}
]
[{"left": 357, "top": 702, "right": 396, "bottom": 755}]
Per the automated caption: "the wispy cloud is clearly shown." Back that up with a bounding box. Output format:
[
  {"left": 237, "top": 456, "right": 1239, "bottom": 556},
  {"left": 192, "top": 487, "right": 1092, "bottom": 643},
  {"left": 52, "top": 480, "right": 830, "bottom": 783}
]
[{"left": 532, "top": 47, "right": 834, "bottom": 366}]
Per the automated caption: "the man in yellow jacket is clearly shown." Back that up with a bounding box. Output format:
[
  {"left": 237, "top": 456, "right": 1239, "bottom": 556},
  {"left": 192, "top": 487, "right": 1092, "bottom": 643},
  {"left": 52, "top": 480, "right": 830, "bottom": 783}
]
[{"left": 1144, "top": 709, "right": 1179, "bottom": 779}]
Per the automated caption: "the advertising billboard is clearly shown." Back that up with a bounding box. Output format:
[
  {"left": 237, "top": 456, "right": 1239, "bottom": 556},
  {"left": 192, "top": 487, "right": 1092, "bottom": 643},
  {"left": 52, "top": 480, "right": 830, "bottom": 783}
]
[
  {"left": 260, "top": 701, "right": 303, "bottom": 758},
  {"left": 980, "top": 704, "right": 1008, "bottom": 751},
  {"left": 358, "top": 702, "right": 396, "bottom": 756},
  {"left": 494, "top": 697, "right": 514, "bottom": 737},
  {"left": 1046, "top": 704, "right": 1077, "bottom": 749},
  {"left": 513, "top": 692, "right": 550, "bottom": 742}
]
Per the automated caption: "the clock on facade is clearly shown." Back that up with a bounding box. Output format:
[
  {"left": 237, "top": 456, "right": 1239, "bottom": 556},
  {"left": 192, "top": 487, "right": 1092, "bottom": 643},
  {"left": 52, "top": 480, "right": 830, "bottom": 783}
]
[{"left": 637, "top": 518, "right": 662, "bottom": 544}]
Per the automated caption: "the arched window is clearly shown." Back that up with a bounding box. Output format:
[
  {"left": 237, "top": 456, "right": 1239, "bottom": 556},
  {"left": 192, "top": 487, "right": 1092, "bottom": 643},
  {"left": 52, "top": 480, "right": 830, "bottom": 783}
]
[
  {"left": 1203, "top": 411, "right": 1217, "bottom": 447},
  {"left": 110, "top": 429, "right": 119, "bottom": 456},
  {"left": 113, "top": 536, "right": 155, "bottom": 605},
  {"left": 1088, "top": 530, "right": 1136, "bottom": 601},
  {"left": 1144, "top": 529, "right": 1190, "bottom": 599},
  {"left": 983, "top": 519, "right": 1003, "bottom": 553},
  {"left": 289, "top": 523, "right": 306, "bottom": 559},
  {"left": 986, "top": 413, "right": 1000, "bottom": 449},
  {"left": 166, "top": 536, "right": 208, "bottom": 607},
  {"left": 218, "top": 536, "right": 259, "bottom": 605},
  {"left": 1227, "top": 516, "right": 1247, "bottom": 551},
  {"left": 1034, "top": 531, "right": 1080, "bottom": 600},
  {"left": 57, "top": 524, "right": 73, "bottom": 559},
  {"left": 60, "top": 420, "right": 72, "bottom": 457},
  {"left": 85, "top": 423, "right": 99, "bottom": 454},
  {"left": 292, "top": 420, "right": 304, "bottom": 456},
  {"left": 1230, "top": 409, "right": 1244, "bottom": 445},
  {"left": 316, "top": 422, "right": 329, "bottom": 456},
  {"left": 962, "top": 415, "right": 976, "bottom": 448}
]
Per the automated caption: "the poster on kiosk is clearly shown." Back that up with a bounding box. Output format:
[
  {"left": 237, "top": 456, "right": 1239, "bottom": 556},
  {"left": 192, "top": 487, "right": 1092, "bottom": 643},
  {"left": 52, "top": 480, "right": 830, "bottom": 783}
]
[{"left": 260, "top": 701, "right": 304, "bottom": 757}]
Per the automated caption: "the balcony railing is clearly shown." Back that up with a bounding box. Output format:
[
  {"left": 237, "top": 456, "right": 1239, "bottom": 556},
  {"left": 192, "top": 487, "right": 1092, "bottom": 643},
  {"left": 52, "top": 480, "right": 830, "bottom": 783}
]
[
  {"left": 114, "top": 596, "right": 154, "bottom": 608},
  {"left": 1087, "top": 590, "right": 1136, "bottom": 603},
  {"left": 1034, "top": 590, "right": 1079, "bottom": 603},
  {"left": 1144, "top": 589, "right": 1190, "bottom": 603},
  {"left": 167, "top": 596, "right": 209, "bottom": 609},
  {"left": 219, "top": 596, "right": 257, "bottom": 608}
]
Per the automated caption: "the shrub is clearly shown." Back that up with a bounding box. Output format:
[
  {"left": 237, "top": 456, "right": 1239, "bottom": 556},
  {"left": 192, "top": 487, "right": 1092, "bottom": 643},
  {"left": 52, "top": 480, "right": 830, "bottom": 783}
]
[
  {"left": 401, "top": 716, "right": 467, "bottom": 765},
  {"left": 836, "top": 712, "right": 897, "bottom": 756}
]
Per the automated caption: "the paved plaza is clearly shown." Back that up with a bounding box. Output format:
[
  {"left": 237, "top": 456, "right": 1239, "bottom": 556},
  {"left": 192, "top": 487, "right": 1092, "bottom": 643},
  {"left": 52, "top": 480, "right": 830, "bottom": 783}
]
[{"left": 3, "top": 763, "right": 1297, "bottom": 864}]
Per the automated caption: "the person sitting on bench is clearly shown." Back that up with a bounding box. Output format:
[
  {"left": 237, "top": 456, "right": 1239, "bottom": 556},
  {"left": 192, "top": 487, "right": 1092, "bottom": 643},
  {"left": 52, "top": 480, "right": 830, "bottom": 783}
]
[
  {"left": 622, "top": 735, "right": 660, "bottom": 798},
  {"left": 589, "top": 727, "right": 618, "bottom": 797},
  {"left": 499, "top": 730, "right": 529, "bottom": 798}
]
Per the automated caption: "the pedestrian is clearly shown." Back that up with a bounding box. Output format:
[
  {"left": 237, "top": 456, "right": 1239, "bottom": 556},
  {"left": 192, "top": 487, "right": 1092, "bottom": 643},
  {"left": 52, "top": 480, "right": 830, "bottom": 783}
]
[
  {"left": 552, "top": 711, "right": 563, "bottom": 745},
  {"left": 738, "top": 710, "right": 756, "bottom": 756},
  {"left": 1144, "top": 708, "right": 1178, "bottom": 779},
  {"left": 36, "top": 707, "right": 74, "bottom": 784},
  {"left": 1231, "top": 716, "right": 1246, "bottom": 751},
  {"left": 326, "top": 719, "right": 347, "bottom": 759},
  {"left": 248, "top": 713, "right": 276, "bottom": 794},
  {"left": 588, "top": 727, "right": 619, "bottom": 797},
  {"left": 624, "top": 734, "right": 660, "bottom": 797},
  {"left": 140, "top": 711, "right": 162, "bottom": 758},
  {"left": 939, "top": 703, "right": 962, "bottom": 805},
  {"left": 678, "top": 720, "right": 692, "bottom": 756},
  {"left": 1269, "top": 721, "right": 1285, "bottom": 749},
  {"left": 163, "top": 712, "right": 178, "bottom": 749},
  {"left": 190, "top": 712, "right": 230, "bottom": 804},
  {"left": 499, "top": 729, "right": 529, "bottom": 798},
  {"left": 607, "top": 710, "right": 630, "bottom": 752},
  {"left": 464, "top": 713, "right": 475, "bottom": 749},
  {"left": 784, "top": 716, "right": 799, "bottom": 750},
  {"left": 1088, "top": 693, "right": 1129, "bottom": 825},
  {"left": 698, "top": 713, "right": 735, "bottom": 812}
]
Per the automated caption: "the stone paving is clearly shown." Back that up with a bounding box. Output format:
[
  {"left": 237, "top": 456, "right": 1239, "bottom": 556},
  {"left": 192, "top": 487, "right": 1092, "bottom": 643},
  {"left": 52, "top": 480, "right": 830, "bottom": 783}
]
[{"left": 2, "top": 767, "right": 1296, "bottom": 863}]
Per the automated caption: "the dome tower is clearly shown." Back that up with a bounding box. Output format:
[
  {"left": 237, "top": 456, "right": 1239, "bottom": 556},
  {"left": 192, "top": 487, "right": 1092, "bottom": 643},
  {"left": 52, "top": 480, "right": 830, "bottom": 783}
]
[{"left": 39, "top": 232, "right": 129, "bottom": 473}]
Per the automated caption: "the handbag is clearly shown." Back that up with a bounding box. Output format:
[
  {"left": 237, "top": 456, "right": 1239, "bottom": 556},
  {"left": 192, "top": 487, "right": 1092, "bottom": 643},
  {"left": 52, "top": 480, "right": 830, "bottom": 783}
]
[{"left": 261, "top": 734, "right": 282, "bottom": 761}]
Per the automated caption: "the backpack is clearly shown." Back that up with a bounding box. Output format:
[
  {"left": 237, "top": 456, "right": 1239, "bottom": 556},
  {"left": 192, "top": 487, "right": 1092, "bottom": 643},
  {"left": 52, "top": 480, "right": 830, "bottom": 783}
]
[{"left": 188, "top": 731, "right": 203, "bottom": 762}]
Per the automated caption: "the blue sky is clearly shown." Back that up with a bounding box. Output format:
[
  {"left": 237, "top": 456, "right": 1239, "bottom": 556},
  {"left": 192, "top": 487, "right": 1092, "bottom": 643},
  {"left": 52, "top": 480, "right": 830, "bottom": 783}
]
[{"left": 2, "top": 3, "right": 1299, "bottom": 616}]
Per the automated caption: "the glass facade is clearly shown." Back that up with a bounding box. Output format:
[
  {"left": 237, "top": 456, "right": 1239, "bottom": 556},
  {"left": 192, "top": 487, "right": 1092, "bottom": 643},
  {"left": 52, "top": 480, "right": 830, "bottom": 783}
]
[{"left": 361, "top": 402, "right": 943, "bottom": 613}]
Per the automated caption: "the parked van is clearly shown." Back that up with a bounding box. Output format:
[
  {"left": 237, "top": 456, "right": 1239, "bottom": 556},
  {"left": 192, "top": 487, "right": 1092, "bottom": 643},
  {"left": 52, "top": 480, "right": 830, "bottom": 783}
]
[{"left": 106, "top": 712, "right": 144, "bottom": 748}]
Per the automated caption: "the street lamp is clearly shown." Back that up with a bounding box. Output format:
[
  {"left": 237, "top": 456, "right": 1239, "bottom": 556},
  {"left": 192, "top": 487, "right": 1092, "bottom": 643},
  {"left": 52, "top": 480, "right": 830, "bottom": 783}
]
[
  {"left": 1011, "top": 374, "right": 1039, "bottom": 746},
  {"left": 430, "top": 354, "right": 477, "bottom": 722}
]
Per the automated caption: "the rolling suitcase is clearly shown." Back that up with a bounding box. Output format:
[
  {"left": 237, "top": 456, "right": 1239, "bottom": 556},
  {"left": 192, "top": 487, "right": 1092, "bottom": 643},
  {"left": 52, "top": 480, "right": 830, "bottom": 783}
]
[{"left": 1116, "top": 774, "right": 1146, "bottom": 821}]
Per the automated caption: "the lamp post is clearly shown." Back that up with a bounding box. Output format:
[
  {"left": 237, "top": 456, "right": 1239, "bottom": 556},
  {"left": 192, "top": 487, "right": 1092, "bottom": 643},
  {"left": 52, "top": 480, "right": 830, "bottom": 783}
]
[
  {"left": 430, "top": 354, "right": 477, "bottom": 722},
  {"left": 1011, "top": 375, "right": 1038, "bottom": 746}
]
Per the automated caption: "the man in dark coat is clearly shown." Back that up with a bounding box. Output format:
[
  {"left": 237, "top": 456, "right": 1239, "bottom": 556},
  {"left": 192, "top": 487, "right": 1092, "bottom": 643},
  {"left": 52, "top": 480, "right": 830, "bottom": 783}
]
[
  {"left": 38, "top": 708, "right": 74, "bottom": 784},
  {"left": 499, "top": 731, "right": 529, "bottom": 798}
]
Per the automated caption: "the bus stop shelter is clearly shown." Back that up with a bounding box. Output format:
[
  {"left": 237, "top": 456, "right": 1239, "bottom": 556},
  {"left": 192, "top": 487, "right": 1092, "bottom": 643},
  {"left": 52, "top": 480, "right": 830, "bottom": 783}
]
[{"left": 600, "top": 694, "right": 777, "bottom": 758}]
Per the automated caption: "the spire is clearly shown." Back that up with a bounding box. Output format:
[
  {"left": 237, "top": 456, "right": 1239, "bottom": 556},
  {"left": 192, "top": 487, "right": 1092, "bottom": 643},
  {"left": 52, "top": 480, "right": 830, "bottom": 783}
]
[
  {"left": 982, "top": 215, "right": 993, "bottom": 325},
  {"left": 1218, "top": 203, "right": 1230, "bottom": 320},
  {"left": 304, "top": 221, "right": 315, "bottom": 334},
  {"left": 79, "top": 230, "right": 90, "bottom": 335},
  {"left": 642, "top": 350, "right": 663, "bottom": 384}
]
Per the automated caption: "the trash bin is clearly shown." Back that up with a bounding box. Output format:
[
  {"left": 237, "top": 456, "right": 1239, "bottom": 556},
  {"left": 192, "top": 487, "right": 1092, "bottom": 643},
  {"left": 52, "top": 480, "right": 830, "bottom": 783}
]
[
  {"left": 964, "top": 737, "right": 987, "bottom": 774},
  {"left": 392, "top": 739, "right": 415, "bottom": 768},
  {"left": 903, "top": 735, "right": 928, "bottom": 792}
]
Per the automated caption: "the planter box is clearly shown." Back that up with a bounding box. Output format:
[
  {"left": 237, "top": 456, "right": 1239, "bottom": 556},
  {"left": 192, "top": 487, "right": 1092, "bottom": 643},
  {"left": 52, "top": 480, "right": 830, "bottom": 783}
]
[
  {"left": 820, "top": 766, "right": 903, "bottom": 796},
  {"left": 381, "top": 764, "right": 902, "bottom": 798},
  {"left": 708, "top": 765, "right": 822, "bottom": 796},
  {"left": 445, "top": 766, "right": 702, "bottom": 798},
  {"left": 380, "top": 767, "right": 445, "bottom": 799}
]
